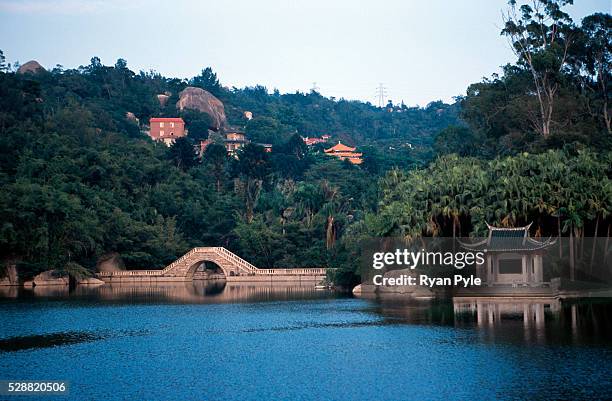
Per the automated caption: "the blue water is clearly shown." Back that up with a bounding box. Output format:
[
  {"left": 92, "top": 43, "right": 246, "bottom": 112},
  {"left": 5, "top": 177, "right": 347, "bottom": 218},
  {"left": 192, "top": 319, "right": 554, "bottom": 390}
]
[{"left": 0, "top": 283, "right": 611, "bottom": 401}]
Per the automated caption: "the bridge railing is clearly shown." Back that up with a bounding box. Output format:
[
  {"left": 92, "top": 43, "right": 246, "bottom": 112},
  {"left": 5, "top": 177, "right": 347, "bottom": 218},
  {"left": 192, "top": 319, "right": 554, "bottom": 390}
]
[
  {"left": 255, "top": 268, "right": 327, "bottom": 275},
  {"left": 96, "top": 247, "right": 329, "bottom": 278},
  {"left": 212, "top": 247, "right": 258, "bottom": 273},
  {"left": 159, "top": 247, "right": 258, "bottom": 273},
  {"left": 97, "top": 270, "right": 164, "bottom": 277},
  {"left": 161, "top": 247, "right": 201, "bottom": 274}
]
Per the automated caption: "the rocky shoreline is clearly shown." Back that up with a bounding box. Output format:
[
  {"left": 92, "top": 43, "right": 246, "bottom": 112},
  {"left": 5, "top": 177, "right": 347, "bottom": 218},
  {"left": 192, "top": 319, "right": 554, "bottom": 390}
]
[{"left": 1, "top": 267, "right": 105, "bottom": 288}]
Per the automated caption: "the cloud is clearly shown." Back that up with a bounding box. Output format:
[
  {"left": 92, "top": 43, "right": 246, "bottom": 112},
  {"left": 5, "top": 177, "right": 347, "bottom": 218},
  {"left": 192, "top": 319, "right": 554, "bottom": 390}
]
[{"left": 0, "top": 0, "right": 147, "bottom": 14}]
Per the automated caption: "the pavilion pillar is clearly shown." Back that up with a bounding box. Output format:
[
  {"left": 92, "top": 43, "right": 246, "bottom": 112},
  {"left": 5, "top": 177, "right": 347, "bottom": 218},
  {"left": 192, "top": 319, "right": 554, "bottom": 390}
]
[{"left": 534, "top": 255, "right": 544, "bottom": 283}]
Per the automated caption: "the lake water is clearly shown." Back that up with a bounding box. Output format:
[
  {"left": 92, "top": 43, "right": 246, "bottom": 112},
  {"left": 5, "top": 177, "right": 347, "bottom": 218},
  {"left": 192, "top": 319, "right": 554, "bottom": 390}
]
[{"left": 1, "top": 282, "right": 611, "bottom": 400}]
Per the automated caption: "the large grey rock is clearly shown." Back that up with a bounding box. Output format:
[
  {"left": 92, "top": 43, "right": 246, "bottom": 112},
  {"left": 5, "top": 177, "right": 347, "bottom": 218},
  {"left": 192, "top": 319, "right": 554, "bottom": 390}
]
[
  {"left": 176, "top": 87, "right": 227, "bottom": 130},
  {"left": 125, "top": 111, "right": 139, "bottom": 125},
  {"left": 97, "top": 252, "right": 124, "bottom": 273},
  {"left": 157, "top": 94, "right": 170, "bottom": 107},
  {"left": 77, "top": 277, "right": 105, "bottom": 286},
  {"left": 28, "top": 270, "right": 69, "bottom": 286},
  {"left": 17, "top": 60, "right": 45, "bottom": 74}
]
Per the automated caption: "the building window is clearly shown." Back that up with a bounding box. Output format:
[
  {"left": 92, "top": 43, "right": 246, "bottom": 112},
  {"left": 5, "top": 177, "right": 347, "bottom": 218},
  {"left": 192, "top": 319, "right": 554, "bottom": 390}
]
[
  {"left": 170, "top": 122, "right": 175, "bottom": 128},
  {"left": 160, "top": 130, "right": 164, "bottom": 136},
  {"left": 160, "top": 122, "right": 165, "bottom": 128}
]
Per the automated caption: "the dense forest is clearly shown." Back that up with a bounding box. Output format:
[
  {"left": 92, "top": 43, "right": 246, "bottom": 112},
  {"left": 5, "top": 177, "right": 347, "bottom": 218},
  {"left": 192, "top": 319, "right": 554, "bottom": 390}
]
[
  {"left": 0, "top": 1, "right": 610, "bottom": 287},
  {"left": 0, "top": 49, "right": 455, "bottom": 281}
]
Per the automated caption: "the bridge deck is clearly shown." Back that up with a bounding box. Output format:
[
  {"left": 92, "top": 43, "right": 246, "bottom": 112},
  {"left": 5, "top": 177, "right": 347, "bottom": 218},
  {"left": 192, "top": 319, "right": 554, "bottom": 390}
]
[
  {"left": 96, "top": 247, "right": 328, "bottom": 282},
  {"left": 97, "top": 267, "right": 328, "bottom": 278}
]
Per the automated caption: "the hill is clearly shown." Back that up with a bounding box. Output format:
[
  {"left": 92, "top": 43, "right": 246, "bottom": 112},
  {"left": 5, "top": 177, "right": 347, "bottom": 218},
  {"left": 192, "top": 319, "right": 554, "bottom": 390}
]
[{"left": 0, "top": 55, "right": 460, "bottom": 282}]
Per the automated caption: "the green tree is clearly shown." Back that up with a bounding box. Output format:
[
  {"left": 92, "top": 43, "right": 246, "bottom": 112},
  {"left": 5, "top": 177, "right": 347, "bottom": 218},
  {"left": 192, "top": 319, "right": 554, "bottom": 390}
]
[
  {"left": 234, "top": 143, "right": 272, "bottom": 181},
  {"left": 181, "top": 109, "right": 213, "bottom": 140},
  {"left": 189, "top": 67, "right": 221, "bottom": 96},
  {"left": 233, "top": 144, "right": 272, "bottom": 223},
  {"left": 501, "top": 0, "right": 576, "bottom": 137},
  {"left": 433, "top": 125, "right": 483, "bottom": 157},
  {"left": 0, "top": 49, "right": 7, "bottom": 73},
  {"left": 576, "top": 13, "right": 612, "bottom": 134},
  {"left": 245, "top": 116, "right": 288, "bottom": 144},
  {"left": 203, "top": 143, "right": 228, "bottom": 192},
  {"left": 169, "top": 137, "right": 197, "bottom": 170}
]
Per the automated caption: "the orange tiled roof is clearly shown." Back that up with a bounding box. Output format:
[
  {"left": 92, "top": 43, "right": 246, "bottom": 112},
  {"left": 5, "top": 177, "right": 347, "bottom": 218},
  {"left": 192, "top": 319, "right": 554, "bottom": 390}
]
[
  {"left": 324, "top": 142, "right": 356, "bottom": 153},
  {"left": 150, "top": 117, "right": 184, "bottom": 123},
  {"left": 331, "top": 151, "right": 362, "bottom": 158}
]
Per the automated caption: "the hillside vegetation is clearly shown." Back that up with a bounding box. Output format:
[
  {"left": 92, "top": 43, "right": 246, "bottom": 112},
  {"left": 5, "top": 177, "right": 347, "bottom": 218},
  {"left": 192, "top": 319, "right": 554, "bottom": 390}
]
[{"left": 0, "top": 1, "right": 609, "bottom": 286}]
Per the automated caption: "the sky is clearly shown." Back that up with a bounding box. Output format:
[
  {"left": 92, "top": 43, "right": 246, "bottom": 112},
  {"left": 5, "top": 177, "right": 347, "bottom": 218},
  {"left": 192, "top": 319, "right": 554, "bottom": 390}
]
[{"left": 0, "top": 0, "right": 609, "bottom": 106}]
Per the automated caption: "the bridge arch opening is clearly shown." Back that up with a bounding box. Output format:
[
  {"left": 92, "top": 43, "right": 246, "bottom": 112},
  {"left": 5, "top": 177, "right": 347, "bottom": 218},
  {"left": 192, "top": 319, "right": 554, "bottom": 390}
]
[{"left": 186, "top": 260, "right": 231, "bottom": 280}]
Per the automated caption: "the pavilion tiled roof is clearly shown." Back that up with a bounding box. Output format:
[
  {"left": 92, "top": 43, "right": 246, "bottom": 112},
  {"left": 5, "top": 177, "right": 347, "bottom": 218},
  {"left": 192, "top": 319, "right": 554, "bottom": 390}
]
[
  {"left": 332, "top": 151, "right": 363, "bottom": 158},
  {"left": 324, "top": 142, "right": 356, "bottom": 153},
  {"left": 459, "top": 223, "right": 556, "bottom": 252}
]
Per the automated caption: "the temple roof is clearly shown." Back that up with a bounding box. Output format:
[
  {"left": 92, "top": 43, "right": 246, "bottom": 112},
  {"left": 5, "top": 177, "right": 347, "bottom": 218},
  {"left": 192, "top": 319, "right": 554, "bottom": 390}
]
[
  {"left": 332, "top": 151, "right": 363, "bottom": 158},
  {"left": 324, "top": 142, "right": 356, "bottom": 153},
  {"left": 459, "top": 223, "right": 556, "bottom": 252}
]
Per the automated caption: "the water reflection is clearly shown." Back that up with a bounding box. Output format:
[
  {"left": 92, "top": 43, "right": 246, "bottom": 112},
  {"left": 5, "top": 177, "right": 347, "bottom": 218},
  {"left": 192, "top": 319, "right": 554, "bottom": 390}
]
[
  {"left": 453, "top": 299, "right": 559, "bottom": 328},
  {"left": 1, "top": 284, "right": 610, "bottom": 400},
  {"left": 1, "top": 281, "right": 338, "bottom": 304},
  {"left": 2, "top": 282, "right": 612, "bottom": 346},
  {"left": 367, "top": 296, "right": 612, "bottom": 345}
]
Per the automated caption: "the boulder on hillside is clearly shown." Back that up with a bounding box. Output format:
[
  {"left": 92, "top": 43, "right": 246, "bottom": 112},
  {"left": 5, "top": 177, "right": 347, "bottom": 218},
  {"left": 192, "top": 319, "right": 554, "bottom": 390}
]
[
  {"left": 176, "top": 87, "right": 227, "bottom": 130},
  {"left": 157, "top": 94, "right": 170, "bottom": 107},
  {"left": 125, "top": 111, "right": 139, "bottom": 124},
  {"left": 17, "top": 60, "right": 46, "bottom": 74},
  {"left": 97, "top": 252, "right": 125, "bottom": 273}
]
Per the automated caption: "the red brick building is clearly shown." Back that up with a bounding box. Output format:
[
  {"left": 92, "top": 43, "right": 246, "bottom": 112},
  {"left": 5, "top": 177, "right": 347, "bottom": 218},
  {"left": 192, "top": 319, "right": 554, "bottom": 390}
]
[{"left": 149, "top": 117, "right": 186, "bottom": 146}]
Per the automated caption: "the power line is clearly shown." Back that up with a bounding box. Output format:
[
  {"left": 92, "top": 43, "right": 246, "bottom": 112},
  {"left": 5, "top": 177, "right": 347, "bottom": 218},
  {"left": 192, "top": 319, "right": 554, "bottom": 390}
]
[{"left": 375, "top": 83, "right": 387, "bottom": 107}]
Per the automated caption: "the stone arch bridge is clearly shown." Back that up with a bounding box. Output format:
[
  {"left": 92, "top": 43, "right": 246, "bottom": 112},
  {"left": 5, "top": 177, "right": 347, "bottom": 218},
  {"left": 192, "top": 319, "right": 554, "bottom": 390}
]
[{"left": 96, "top": 247, "right": 328, "bottom": 283}]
